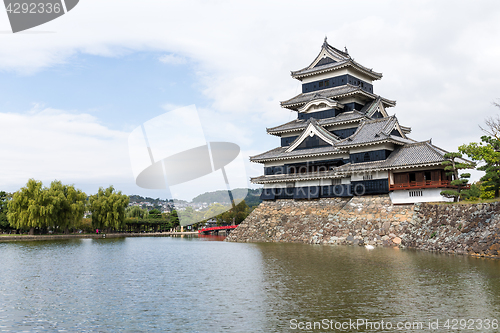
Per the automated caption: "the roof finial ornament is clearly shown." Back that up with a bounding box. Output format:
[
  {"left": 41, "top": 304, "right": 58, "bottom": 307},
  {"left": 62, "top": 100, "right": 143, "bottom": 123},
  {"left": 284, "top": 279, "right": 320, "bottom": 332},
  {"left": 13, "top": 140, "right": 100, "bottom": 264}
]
[
  {"left": 323, "top": 36, "right": 328, "bottom": 46},
  {"left": 344, "top": 46, "right": 349, "bottom": 54}
]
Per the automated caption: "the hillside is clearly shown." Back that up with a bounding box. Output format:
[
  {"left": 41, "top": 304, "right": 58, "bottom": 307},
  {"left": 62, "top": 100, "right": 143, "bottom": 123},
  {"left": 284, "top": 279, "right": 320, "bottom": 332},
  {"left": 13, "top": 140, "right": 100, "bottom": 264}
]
[{"left": 192, "top": 188, "right": 262, "bottom": 207}]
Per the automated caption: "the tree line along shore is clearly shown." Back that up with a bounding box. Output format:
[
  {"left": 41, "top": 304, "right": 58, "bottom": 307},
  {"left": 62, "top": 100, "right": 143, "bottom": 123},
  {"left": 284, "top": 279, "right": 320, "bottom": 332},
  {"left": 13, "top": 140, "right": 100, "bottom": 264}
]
[{"left": 0, "top": 179, "right": 256, "bottom": 236}]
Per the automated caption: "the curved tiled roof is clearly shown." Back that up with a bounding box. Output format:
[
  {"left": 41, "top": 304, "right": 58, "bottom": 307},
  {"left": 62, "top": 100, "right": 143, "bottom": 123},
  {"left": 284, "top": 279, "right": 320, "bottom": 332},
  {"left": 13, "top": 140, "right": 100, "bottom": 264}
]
[
  {"left": 250, "top": 141, "right": 472, "bottom": 184},
  {"left": 280, "top": 84, "right": 396, "bottom": 110},
  {"left": 292, "top": 59, "right": 383, "bottom": 81},
  {"left": 250, "top": 145, "right": 347, "bottom": 163},
  {"left": 267, "top": 111, "right": 366, "bottom": 135}
]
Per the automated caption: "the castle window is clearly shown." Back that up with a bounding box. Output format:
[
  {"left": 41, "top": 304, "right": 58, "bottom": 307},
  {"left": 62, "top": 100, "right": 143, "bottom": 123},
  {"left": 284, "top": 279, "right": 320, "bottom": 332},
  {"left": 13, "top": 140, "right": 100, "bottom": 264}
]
[
  {"left": 363, "top": 153, "right": 370, "bottom": 162},
  {"left": 363, "top": 174, "right": 373, "bottom": 180},
  {"left": 324, "top": 80, "right": 329, "bottom": 86},
  {"left": 319, "top": 81, "right": 323, "bottom": 87},
  {"left": 332, "top": 179, "right": 342, "bottom": 185}
]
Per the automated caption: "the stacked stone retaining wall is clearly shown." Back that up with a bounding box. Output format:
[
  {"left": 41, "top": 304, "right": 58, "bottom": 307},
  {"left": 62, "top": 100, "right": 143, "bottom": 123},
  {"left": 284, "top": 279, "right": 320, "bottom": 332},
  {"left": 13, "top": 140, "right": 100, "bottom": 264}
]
[
  {"left": 404, "top": 202, "right": 500, "bottom": 258},
  {"left": 226, "top": 195, "right": 500, "bottom": 259},
  {"left": 226, "top": 195, "right": 413, "bottom": 246}
]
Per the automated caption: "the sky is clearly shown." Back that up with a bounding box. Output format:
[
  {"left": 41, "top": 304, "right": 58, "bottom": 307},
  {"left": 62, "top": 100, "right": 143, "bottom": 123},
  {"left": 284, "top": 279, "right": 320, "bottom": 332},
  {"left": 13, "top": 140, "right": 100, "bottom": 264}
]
[{"left": 0, "top": 0, "right": 499, "bottom": 201}]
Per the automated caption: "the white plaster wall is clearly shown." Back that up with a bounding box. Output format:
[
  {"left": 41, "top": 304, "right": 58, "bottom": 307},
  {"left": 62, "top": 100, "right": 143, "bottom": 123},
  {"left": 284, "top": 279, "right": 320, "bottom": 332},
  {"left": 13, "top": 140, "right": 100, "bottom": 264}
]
[
  {"left": 351, "top": 171, "right": 388, "bottom": 181},
  {"left": 263, "top": 183, "right": 286, "bottom": 189},
  {"left": 319, "top": 179, "right": 332, "bottom": 186},
  {"left": 341, "top": 177, "right": 351, "bottom": 185},
  {"left": 296, "top": 180, "right": 320, "bottom": 187},
  {"left": 389, "top": 188, "right": 453, "bottom": 204}
]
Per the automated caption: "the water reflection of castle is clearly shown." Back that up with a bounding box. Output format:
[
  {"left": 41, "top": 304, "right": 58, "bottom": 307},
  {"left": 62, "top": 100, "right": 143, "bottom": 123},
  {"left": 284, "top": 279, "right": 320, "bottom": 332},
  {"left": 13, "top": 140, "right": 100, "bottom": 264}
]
[{"left": 251, "top": 38, "right": 467, "bottom": 204}]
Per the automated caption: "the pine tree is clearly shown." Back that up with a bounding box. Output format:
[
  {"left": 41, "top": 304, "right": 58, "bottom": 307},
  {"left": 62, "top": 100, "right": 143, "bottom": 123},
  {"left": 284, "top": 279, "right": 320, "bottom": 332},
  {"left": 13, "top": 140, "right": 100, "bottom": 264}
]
[{"left": 440, "top": 152, "right": 474, "bottom": 202}]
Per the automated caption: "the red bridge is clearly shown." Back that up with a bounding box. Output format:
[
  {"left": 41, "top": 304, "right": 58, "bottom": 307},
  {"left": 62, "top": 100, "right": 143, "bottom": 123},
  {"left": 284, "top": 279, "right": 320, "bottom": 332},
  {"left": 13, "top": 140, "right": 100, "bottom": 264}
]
[{"left": 198, "top": 225, "right": 238, "bottom": 234}]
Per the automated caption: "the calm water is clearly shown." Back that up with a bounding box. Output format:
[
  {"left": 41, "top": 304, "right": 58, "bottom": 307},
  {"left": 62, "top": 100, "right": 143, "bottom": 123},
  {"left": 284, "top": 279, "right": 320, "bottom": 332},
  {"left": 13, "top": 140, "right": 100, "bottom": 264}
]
[{"left": 1, "top": 237, "right": 500, "bottom": 332}]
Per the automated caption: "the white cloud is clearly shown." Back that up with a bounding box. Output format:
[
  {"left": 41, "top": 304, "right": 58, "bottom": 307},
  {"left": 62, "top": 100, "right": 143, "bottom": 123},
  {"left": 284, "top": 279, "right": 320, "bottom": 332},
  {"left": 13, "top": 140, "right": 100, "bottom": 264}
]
[
  {"left": 0, "top": 107, "right": 132, "bottom": 193},
  {"left": 159, "top": 54, "right": 187, "bottom": 65}
]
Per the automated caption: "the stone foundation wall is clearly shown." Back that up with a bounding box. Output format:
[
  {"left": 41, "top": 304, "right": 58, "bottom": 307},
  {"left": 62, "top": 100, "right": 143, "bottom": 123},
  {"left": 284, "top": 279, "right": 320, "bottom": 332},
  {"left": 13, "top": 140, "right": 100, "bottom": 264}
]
[
  {"left": 403, "top": 202, "right": 500, "bottom": 258},
  {"left": 226, "top": 195, "right": 500, "bottom": 259},
  {"left": 226, "top": 195, "right": 413, "bottom": 246}
]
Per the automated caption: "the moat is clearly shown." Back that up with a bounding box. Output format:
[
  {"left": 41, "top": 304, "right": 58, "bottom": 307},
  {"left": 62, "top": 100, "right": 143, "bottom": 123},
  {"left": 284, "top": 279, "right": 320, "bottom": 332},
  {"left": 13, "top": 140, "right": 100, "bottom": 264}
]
[{"left": 1, "top": 237, "right": 499, "bottom": 332}]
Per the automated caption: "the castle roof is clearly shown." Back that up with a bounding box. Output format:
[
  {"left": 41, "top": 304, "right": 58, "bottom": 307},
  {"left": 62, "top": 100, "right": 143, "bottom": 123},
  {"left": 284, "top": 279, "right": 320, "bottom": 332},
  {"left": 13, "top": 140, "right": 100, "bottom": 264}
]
[
  {"left": 254, "top": 116, "right": 414, "bottom": 163},
  {"left": 280, "top": 84, "right": 396, "bottom": 110},
  {"left": 290, "top": 39, "right": 383, "bottom": 81},
  {"left": 250, "top": 142, "right": 471, "bottom": 184},
  {"left": 267, "top": 111, "right": 367, "bottom": 135},
  {"left": 250, "top": 145, "right": 347, "bottom": 163},
  {"left": 334, "top": 141, "right": 470, "bottom": 172},
  {"left": 336, "top": 116, "right": 412, "bottom": 147}
]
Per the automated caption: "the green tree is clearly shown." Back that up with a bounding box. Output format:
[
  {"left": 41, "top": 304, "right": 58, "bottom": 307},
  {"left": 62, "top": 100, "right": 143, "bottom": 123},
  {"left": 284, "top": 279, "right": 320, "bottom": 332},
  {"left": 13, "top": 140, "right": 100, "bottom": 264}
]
[
  {"left": 462, "top": 182, "right": 481, "bottom": 200},
  {"left": 7, "top": 179, "right": 87, "bottom": 234},
  {"left": 0, "top": 191, "right": 10, "bottom": 232},
  {"left": 440, "top": 152, "right": 474, "bottom": 202},
  {"left": 48, "top": 181, "right": 87, "bottom": 234},
  {"left": 126, "top": 206, "right": 149, "bottom": 219},
  {"left": 148, "top": 208, "right": 162, "bottom": 219},
  {"left": 7, "top": 179, "right": 53, "bottom": 234},
  {"left": 203, "top": 203, "right": 230, "bottom": 220},
  {"left": 168, "top": 210, "right": 180, "bottom": 229},
  {"left": 460, "top": 136, "right": 500, "bottom": 198},
  {"left": 89, "top": 186, "right": 129, "bottom": 232},
  {"left": 214, "top": 200, "right": 250, "bottom": 225}
]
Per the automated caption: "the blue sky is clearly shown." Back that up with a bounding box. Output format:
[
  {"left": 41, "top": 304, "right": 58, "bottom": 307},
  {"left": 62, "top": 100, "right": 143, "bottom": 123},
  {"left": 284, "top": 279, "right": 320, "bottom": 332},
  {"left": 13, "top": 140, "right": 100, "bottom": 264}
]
[{"left": 1, "top": 0, "right": 500, "bottom": 200}]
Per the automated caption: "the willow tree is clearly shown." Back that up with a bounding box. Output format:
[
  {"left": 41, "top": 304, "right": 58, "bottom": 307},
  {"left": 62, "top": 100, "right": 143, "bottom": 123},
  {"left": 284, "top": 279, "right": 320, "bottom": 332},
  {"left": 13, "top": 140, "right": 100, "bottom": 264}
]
[
  {"left": 125, "top": 206, "right": 149, "bottom": 219},
  {"left": 89, "top": 186, "right": 129, "bottom": 232},
  {"left": 48, "top": 181, "right": 87, "bottom": 234},
  {"left": 7, "top": 179, "right": 53, "bottom": 234},
  {"left": 7, "top": 179, "right": 87, "bottom": 234},
  {"left": 0, "top": 191, "right": 10, "bottom": 232}
]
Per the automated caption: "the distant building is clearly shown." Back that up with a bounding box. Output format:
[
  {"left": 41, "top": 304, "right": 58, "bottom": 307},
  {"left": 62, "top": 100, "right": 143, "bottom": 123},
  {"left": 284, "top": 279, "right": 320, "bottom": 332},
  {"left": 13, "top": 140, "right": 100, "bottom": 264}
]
[{"left": 251, "top": 38, "right": 469, "bottom": 204}]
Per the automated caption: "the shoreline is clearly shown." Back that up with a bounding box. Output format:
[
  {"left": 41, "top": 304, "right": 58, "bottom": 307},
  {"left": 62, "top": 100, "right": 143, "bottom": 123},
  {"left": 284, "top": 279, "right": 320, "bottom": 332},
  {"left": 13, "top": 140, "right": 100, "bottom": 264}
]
[{"left": 0, "top": 232, "right": 199, "bottom": 242}]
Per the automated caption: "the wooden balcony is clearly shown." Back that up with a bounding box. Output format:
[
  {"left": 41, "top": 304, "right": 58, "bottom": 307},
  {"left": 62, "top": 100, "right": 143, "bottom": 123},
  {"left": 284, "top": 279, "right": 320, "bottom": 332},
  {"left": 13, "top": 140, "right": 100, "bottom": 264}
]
[{"left": 389, "top": 180, "right": 470, "bottom": 191}]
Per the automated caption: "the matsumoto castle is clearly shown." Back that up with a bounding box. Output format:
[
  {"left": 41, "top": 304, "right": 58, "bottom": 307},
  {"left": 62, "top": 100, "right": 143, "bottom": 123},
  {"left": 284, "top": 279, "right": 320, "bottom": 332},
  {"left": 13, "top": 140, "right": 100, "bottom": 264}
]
[{"left": 251, "top": 38, "right": 459, "bottom": 204}]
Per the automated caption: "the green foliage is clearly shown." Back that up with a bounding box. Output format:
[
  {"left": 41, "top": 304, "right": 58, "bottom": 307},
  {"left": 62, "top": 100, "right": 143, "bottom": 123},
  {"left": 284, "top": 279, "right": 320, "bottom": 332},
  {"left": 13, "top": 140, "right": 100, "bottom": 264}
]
[
  {"left": 460, "top": 136, "right": 500, "bottom": 198},
  {"left": 177, "top": 207, "right": 205, "bottom": 226},
  {"left": 89, "top": 186, "right": 129, "bottom": 231},
  {"left": 191, "top": 188, "right": 262, "bottom": 205},
  {"left": 213, "top": 200, "right": 250, "bottom": 225},
  {"left": 47, "top": 180, "right": 87, "bottom": 233},
  {"left": 168, "top": 210, "right": 180, "bottom": 228},
  {"left": 126, "top": 206, "right": 149, "bottom": 219},
  {"left": 148, "top": 208, "right": 162, "bottom": 219},
  {"left": 440, "top": 152, "right": 474, "bottom": 202},
  {"left": 73, "top": 218, "right": 93, "bottom": 233},
  {"left": 430, "top": 231, "right": 437, "bottom": 238},
  {"left": 7, "top": 179, "right": 87, "bottom": 232},
  {"left": 0, "top": 191, "right": 10, "bottom": 231},
  {"left": 480, "top": 182, "right": 495, "bottom": 199},
  {"left": 461, "top": 182, "right": 481, "bottom": 200},
  {"left": 203, "top": 203, "right": 230, "bottom": 220},
  {"left": 8, "top": 179, "right": 55, "bottom": 231}
]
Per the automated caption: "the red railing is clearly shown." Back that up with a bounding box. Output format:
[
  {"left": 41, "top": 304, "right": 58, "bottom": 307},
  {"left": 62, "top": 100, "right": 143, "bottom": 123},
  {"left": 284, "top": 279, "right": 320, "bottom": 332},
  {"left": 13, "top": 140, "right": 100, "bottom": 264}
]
[
  {"left": 198, "top": 225, "right": 238, "bottom": 233},
  {"left": 389, "top": 180, "right": 470, "bottom": 191}
]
